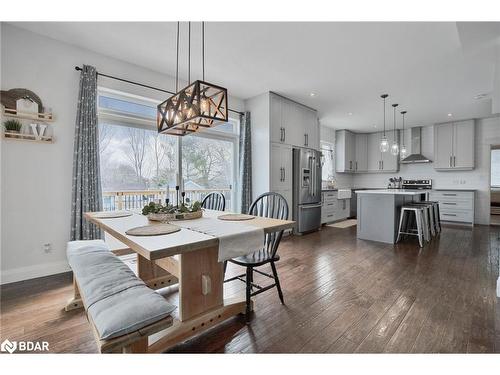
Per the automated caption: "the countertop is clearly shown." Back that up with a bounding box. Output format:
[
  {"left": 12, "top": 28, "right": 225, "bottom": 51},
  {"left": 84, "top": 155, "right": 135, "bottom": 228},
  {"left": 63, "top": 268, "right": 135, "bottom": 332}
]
[
  {"left": 432, "top": 189, "right": 477, "bottom": 192},
  {"left": 355, "top": 189, "right": 430, "bottom": 196}
]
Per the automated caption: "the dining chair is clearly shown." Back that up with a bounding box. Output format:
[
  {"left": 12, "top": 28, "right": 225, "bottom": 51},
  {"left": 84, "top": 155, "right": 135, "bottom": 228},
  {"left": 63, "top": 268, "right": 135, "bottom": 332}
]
[
  {"left": 201, "top": 192, "right": 226, "bottom": 211},
  {"left": 224, "top": 192, "right": 289, "bottom": 322}
]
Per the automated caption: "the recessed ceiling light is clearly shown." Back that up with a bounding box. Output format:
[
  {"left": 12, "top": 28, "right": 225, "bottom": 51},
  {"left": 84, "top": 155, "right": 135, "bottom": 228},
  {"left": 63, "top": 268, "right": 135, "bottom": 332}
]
[
  {"left": 447, "top": 113, "right": 453, "bottom": 117},
  {"left": 348, "top": 112, "right": 353, "bottom": 116},
  {"left": 310, "top": 92, "right": 316, "bottom": 97},
  {"left": 373, "top": 124, "right": 377, "bottom": 128}
]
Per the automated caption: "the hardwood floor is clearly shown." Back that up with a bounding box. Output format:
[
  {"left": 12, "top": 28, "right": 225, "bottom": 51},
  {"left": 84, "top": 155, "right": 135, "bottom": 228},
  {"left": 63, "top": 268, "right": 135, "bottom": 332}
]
[{"left": 1, "top": 224, "right": 499, "bottom": 353}]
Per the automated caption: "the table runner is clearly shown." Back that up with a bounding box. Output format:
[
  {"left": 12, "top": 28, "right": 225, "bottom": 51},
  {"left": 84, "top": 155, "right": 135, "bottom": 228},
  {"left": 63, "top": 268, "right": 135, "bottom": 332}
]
[{"left": 175, "top": 217, "right": 264, "bottom": 262}]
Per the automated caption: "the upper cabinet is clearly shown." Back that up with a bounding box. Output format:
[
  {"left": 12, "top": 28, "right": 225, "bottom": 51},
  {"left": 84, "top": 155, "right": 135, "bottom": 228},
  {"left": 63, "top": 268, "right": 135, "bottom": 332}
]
[
  {"left": 337, "top": 130, "right": 398, "bottom": 173},
  {"left": 269, "top": 92, "right": 319, "bottom": 149},
  {"left": 434, "top": 120, "right": 475, "bottom": 171}
]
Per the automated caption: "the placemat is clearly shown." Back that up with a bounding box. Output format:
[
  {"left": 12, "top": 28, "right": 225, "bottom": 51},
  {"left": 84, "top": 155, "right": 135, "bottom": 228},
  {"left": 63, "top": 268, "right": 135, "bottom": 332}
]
[
  {"left": 217, "top": 213, "right": 256, "bottom": 221},
  {"left": 125, "top": 223, "right": 181, "bottom": 236},
  {"left": 93, "top": 211, "right": 133, "bottom": 219}
]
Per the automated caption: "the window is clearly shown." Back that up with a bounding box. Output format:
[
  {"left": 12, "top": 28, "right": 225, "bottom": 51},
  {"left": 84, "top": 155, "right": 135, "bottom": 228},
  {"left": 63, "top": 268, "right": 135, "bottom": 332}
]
[
  {"left": 321, "top": 141, "right": 334, "bottom": 181},
  {"left": 492, "top": 149, "right": 500, "bottom": 187},
  {"left": 97, "top": 88, "right": 239, "bottom": 211}
]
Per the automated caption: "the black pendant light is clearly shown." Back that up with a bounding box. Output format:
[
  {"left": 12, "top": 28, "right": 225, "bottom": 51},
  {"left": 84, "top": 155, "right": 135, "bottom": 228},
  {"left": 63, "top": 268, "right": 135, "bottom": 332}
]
[
  {"left": 390, "top": 103, "right": 399, "bottom": 156},
  {"left": 380, "top": 94, "right": 389, "bottom": 152}
]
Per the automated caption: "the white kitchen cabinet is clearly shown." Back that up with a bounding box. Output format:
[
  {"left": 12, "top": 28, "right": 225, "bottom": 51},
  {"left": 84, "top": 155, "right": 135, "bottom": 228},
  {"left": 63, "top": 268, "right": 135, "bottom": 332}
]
[
  {"left": 270, "top": 142, "right": 292, "bottom": 191},
  {"left": 381, "top": 130, "right": 399, "bottom": 172},
  {"left": 365, "top": 131, "right": 399, "bottom": 172},
  {"left": 321, "top": 190, "right": 350, "bottom": 224},
  {"left": 428, "top": 190, "right": 475, "bottom": 225},
  {"left": 355, "top": 133, "right": 368, "bottom": 172},
  {"left": 335, "top": 130, "right": 356, "bottom": 172},
  {"left": 303, "top": 108, "right": 319, "bottom": 149},
  {"left": 367, "top": 132, "right": 382, "bottom": 172},
  {"left": 270, "top": 94, "right": 284, "bottom": 144},
  {"left": 434, "top": 120, "right": 475, "bottom": 171}
]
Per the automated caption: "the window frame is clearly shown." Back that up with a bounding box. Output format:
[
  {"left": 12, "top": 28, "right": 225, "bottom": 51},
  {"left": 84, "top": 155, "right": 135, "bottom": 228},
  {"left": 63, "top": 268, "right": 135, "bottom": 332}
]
[{"left": 97, "top": 87, "right": 240, "bottom": 210}]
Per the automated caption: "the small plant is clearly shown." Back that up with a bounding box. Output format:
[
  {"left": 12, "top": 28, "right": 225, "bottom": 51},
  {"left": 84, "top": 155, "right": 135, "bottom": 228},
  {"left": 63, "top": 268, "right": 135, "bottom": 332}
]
[
  {"left": 3, "top": 119, "right": 22, "bottom": 133},
  {"left": 142, "top": 201, "right": 202, "bottom": 216}
]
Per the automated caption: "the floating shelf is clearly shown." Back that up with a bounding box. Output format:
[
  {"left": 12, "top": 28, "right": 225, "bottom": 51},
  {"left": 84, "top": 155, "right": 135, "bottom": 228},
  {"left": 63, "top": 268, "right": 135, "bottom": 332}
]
[
  {"left": 1, "top": 108, "right": 54, "bottom": 122},
  {"left": 3, "top": 132, "right": 54, "bottom": 143}
]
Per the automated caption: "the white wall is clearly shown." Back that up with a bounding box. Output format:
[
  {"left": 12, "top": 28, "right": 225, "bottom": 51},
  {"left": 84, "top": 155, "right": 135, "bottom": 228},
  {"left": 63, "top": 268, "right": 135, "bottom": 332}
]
[
  {"left": 352, "top": 117, "right": 500, "bottom": 225},
  {"left": 0, "top": 24, "right": 244, "bottom": 284}
]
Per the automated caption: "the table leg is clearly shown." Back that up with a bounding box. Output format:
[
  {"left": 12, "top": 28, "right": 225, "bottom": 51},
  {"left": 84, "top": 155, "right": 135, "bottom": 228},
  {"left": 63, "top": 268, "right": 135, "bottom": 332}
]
[
  {"left": 137, "top": 254, "right": 179, "bottom": 290},
  {"left": 65, "top": 276, "right": 84, "bottom": 311}
]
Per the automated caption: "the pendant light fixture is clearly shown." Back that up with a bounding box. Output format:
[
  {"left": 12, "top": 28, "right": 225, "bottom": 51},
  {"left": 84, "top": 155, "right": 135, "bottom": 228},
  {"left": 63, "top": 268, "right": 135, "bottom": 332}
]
[
  {"left": 380, "top": 94, "right": 389, "bottom": 152},
  {"left": 400, "top": 110, "right": 408, "bottom": 159},
  {"left": 157, "top": 22, "right": 228, "bottom": 136},
  {"left": 390, "top": 103, "right": 399, "bottom": 156}
]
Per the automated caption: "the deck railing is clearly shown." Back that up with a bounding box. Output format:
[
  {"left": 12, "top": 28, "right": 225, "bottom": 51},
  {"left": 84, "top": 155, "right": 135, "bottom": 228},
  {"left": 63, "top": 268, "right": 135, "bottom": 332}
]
[{"left": 102, "top": 188, "right": 232, "bottom": 211}]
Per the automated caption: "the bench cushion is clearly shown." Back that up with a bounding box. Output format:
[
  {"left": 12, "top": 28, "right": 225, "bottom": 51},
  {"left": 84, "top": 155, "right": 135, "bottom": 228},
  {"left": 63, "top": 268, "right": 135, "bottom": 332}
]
[{"left": 67, "top": 240, "right": 176, "bottom": 340}]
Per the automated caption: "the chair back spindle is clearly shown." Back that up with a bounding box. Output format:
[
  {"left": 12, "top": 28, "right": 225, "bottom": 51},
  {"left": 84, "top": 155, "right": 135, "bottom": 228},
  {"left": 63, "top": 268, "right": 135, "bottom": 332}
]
[{"left": 201, "top": 192, "right": 226, "bottom": 211}]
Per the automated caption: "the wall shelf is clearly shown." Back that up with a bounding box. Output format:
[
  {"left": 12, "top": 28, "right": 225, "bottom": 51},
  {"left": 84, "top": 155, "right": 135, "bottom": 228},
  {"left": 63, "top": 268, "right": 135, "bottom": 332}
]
[
  {"left": 3, "top": 132, "right": 54, "bottom": 143},
  {"left": 1, "top": 108, "right": 54, "bottom": 122}
]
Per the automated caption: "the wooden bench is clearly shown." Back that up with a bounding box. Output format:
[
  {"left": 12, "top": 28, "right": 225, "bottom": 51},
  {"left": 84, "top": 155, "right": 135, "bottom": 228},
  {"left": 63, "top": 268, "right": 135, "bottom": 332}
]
[{"left": 66, "top": 240, "right": 176, "bottom": 353}]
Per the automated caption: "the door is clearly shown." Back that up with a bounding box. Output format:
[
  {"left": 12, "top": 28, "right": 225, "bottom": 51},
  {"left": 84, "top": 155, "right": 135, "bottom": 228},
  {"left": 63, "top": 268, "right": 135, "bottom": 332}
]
[
  {"left": 270, "top": 94, "right": 284, "bottom": 143},
  {"left": 355, "top": 133, "right": 368, "bottom": 172},
  {"left": 367, "top": 132, "right": 382, "bottom": 172},
  {"left": 271, "top": 142, "right": 284, "bottom": 190},
  {"left": 281, "top": 144, "right": 293, "bottom": 190},
  {"left": 434, "top": 123, "right": 453, "bottom": 169},
  {"left": 297, "top": 203, "right": 322, "bottom": 233},
  {"left": 453, "top": 120, "right": 474, "bottom": 169},
  {"left": 295, "top": 148, "right": 319, "bottom": 205},
  {"left": 346, "top": 131, "right": 356, "bottom": 172}
]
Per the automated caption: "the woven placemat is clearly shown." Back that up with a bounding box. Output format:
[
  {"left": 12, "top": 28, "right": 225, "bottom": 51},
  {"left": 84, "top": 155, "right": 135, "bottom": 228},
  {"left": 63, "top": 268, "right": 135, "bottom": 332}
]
[
  {"left": 126, "top": 223, "right": 181, "bottom": 236},
  {"left": 93, "top": 211, "right": 133, "bottom": 219},
  {"left": 217, "top": 214, "right": 256, "bottom": 221}
]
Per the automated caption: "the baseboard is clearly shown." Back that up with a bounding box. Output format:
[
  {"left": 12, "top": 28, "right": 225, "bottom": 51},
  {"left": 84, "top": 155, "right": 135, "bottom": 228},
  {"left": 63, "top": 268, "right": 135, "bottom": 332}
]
[{"left": 0, "top": 260, "right": 71, "bottom": 285}]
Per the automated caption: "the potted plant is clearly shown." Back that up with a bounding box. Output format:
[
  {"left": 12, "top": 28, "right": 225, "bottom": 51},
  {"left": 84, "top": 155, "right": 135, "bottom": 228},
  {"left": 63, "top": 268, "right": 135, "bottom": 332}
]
[{"left": 3, "top": 119, "right": 23, "bottom": 138}]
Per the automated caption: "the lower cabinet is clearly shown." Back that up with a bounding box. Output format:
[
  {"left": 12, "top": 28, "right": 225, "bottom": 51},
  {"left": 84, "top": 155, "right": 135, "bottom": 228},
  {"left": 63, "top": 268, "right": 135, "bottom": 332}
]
[
  {"left": 428, "top": 190, "right": 475, "bottom": 225},
  {"left": 321, "top": 191, "right": 350, "bottom": 224}
]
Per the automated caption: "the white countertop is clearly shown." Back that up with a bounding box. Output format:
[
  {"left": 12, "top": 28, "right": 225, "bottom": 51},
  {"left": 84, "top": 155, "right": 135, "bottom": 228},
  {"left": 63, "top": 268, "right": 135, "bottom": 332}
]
[{"left": 355, "top": 189, "right": 429, "bottom": 196}]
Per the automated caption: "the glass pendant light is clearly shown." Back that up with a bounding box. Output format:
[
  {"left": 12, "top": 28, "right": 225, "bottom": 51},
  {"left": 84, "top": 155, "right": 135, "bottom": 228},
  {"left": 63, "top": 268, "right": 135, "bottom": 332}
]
[
  {"left": 380, "top": 94, "right": 389, "bottom": 152},
  {"left": 390, "top": 103, "right": 399, "bottom": 155},
  {"left": 400, "top": 110, "right": 408, "bottom": 159}
]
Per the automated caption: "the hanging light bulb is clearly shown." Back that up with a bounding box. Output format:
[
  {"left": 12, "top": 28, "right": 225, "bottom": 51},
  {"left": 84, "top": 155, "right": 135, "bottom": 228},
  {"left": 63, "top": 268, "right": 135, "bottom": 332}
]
[
  {"left": 380, "top": 94, "right": 389, "bottom": 152},
  {"left": 200, "top": 94, "right": 210, "bottom": 113},
  {"left": 400, "top": 110, "right": 408, "bottom": 159},
  {"left": 390, "top": 103, "right": 399, "bottom": 156}
]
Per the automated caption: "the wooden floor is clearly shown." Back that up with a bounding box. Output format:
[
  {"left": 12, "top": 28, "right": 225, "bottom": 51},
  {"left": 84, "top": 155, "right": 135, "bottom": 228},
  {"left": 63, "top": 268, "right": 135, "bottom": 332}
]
[{"left": 1, "top": 224, "right": 499, "bottom": 353}]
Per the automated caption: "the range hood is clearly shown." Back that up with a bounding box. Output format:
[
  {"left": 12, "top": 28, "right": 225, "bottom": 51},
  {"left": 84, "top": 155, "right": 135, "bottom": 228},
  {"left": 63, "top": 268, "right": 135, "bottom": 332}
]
[{"left": 400, "top": 127, "right": 432, "bottom": 164}]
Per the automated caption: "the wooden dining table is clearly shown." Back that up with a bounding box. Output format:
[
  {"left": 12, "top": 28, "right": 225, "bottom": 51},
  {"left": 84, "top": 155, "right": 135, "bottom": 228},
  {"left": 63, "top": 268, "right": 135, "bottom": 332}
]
[{"left": 78, "top": 209, "right": 294, "bottom": 353}]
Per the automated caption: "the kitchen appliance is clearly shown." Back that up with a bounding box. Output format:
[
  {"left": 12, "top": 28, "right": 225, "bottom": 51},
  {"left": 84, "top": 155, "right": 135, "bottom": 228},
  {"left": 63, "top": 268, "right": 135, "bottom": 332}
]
[
  {"left": 401, "top": 179, "right": 432, "bottom": 190},
  {"left": 293, "top": 148, "right": 322, "bottom": 234},
  {"left": 400, "top": 127, "right": 432, "bottom": 164}
]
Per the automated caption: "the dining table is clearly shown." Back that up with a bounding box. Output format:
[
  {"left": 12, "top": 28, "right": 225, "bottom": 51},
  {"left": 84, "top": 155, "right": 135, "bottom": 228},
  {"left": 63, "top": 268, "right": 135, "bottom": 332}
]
[{"left": 79, "top": 209, "right": 295, "bottom": 353}]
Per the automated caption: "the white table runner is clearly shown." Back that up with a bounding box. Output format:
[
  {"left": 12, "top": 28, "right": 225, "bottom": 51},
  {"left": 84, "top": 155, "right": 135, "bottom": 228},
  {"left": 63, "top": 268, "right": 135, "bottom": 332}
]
[{"left": 175, "top": 217, "right": 264, "bottom": 262}]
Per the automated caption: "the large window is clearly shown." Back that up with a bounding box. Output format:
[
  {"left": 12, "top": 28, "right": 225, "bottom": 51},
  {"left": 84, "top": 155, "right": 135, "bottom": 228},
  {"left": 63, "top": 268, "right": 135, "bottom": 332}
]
[{"left": 98, "top": 88, "right": 239, "bottom": 211}]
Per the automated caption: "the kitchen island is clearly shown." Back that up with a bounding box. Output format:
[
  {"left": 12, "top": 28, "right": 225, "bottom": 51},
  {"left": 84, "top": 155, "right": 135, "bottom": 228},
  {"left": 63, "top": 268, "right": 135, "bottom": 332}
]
[{"left": 356, "top": 189, "right": 429, "bottom": 244}]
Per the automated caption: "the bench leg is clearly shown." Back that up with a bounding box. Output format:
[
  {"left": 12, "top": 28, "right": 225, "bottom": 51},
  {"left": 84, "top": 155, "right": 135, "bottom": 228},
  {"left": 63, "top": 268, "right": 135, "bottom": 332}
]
[{"left": 65, "top": 277, "right": 84, "bottom": 311}]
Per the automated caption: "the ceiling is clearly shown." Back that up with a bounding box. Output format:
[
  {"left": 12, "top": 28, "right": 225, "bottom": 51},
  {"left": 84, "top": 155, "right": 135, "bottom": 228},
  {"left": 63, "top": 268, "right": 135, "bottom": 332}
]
[{"left": 10, "top": 22, "right": 500, "bottom": 131}]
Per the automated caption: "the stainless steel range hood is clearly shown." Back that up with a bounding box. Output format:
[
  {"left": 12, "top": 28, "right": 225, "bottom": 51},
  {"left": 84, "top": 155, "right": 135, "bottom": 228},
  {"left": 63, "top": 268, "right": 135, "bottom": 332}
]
[{"left": 400, "top": 127, "right": 432, "bottom": 164}]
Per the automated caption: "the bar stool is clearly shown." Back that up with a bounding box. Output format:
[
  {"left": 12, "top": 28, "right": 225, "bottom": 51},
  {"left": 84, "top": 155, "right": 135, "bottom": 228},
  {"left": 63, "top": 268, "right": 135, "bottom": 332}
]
[
  {"left": 421, "top": 201, "right": 441, "bottom": 234},
  {"left": 397, "top": 205, "right": 426, "bottom": 247},
  {"left": 407, "top": 202, "right": 434, "bottom": 238}
]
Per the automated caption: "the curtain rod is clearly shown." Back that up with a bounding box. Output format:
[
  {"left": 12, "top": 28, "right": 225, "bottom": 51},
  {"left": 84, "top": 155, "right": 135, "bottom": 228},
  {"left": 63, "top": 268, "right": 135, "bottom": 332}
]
[{"left": 74, "top": 66, "right": 244, "bottom": 116}]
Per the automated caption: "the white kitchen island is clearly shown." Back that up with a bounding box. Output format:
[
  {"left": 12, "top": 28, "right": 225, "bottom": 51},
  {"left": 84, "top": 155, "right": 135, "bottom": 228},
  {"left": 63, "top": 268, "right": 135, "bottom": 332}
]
[{"left": 356, "top": 189, "right": 429, "bottom": 244}]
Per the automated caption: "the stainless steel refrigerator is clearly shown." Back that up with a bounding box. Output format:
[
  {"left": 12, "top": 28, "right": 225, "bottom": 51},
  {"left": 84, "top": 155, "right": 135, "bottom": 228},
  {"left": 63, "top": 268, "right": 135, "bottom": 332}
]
[{"left": 292, "top": 148, "right": 322, "bottom": 234}]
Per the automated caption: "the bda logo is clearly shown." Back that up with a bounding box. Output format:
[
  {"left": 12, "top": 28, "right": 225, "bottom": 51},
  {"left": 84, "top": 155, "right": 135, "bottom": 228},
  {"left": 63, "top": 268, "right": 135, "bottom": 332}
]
[{"left": 1, "top": 339, "right": 17, "bottom": 353}]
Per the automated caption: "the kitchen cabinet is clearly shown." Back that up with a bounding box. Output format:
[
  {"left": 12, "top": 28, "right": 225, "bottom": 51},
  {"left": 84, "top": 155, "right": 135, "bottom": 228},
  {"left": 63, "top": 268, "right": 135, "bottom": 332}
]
[
  {"left": 366, "top": 130, "right": 399, "bottom": 172},
  {"left": 434, "top": 120, "right": 475, "bottom": 170},
  {"left": 321, "top": 191, "right": 350, "bottom": 224},
  {"left": 354, "top": 133, "right": 368, "bottom": 172},
  {"left": 270, "top": 92, "right": 319, "bottom": 149},
  {"left": 270, "top": 143, "right": 292, "bottom": 191},
  {"left": 428, "top": 190, "right": 474, "bottom": 225},
  {"left": 335, "top": 130, "right": 356, "bottom": 172}
]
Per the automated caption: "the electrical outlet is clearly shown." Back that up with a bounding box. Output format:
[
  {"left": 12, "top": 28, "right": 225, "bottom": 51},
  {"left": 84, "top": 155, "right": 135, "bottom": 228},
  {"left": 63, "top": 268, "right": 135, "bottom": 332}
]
[{"left": 43, "top": 243, "right": 51, "bottom": 253}]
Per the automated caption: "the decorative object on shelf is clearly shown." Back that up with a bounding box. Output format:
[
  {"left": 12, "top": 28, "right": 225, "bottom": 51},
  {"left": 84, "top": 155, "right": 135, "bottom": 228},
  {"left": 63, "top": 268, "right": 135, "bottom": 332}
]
[
  {"left": 0, "top": 88, "right": 44, "bottom": 113},
  {"left": 125, "top": 223, "right": 181, "bottom": 236},
  {"left": 400, "top": 111, "right": 408, "bottom": 159},
  {"left": 380, "top": 94, "right": 389, "bottom": 152},
  {"left": 142, "top": 200, "right": 202, "bottom": 222},
  {"left": 29, "top": 123, "right": 47, "bottom": 140},
  {"left": 390, "top": 103, "right": 400, "bottom": 156},
  {"left": 157, "top": 21, "right": 228, "bottom": 136},
  {"left": 3, "top": 119, "right": 22, "bottom": 135}
]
